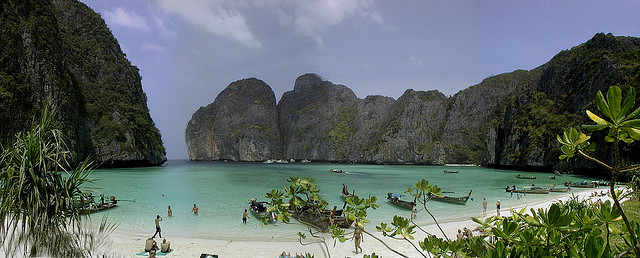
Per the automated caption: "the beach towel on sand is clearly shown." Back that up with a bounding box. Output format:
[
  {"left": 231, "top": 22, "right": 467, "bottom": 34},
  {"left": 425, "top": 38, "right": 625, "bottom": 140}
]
[{"left": 136, "top": 249, "right": 173, "bottom": 256}]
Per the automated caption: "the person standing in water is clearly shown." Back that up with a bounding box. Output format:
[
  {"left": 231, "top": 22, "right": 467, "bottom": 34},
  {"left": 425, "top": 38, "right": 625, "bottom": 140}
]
[
  {"left": 242, "top": 209, "right": 248, "bottom": 224},
  {"left": 496, "top": 200, "right": 501, "bottom": 217},
  {"left": 192, "top": 204, "right": 198, "bottom": 214},
  {"left": 482, "top": 198, "right": 488, "bottom": 216},
  {"left": 152, "top": 215, "right": 163, "bottom": 238},
  {"left": 167, "top": 206, "right": 172, "bottom": 217}
]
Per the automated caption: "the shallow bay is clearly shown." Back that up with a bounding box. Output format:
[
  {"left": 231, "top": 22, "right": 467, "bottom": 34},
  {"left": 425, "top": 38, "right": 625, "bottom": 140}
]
[{"left": 90, "top": 160, "right": 597, "bottom": 240}]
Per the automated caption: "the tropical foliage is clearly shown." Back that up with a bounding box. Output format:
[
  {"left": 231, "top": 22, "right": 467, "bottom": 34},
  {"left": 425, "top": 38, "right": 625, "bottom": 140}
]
[
  {"left": 0, "top": 108, "right": 112, "bottom": 257},
  {"left": 558, "top": 86, "right": 640, "bottom": 255},
  {"left": 262, "top": 86, "right": 640, "bottom": 257}
]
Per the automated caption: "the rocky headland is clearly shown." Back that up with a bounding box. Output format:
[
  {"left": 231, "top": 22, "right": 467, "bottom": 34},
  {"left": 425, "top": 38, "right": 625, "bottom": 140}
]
[
  {"left": 186, "top": 33, "right": 640, "bottom": 176},
  {"left": 0, "top": 0, "right": 166, "bottom": 167}
]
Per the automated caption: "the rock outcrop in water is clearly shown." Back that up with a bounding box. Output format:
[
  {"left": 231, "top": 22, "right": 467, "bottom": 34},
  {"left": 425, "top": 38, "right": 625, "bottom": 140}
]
[
  {"left": 0, "top": 0, "right": 166, "bottom": 167},
  {"left": 186, "top": 33, "right": 640, "bottom": 175}
]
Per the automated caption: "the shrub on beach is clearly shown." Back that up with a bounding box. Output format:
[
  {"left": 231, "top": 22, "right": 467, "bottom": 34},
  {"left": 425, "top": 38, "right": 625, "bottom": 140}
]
[{"left": 0, "top": 108, "right": 113, "bottom": 257}]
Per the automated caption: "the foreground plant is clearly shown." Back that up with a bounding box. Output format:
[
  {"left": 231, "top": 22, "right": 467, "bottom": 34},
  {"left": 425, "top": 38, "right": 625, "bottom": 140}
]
[
  {"left": 558, "top": 85, "right": 640, "bottom": 255},
  {"left": 0, "top": 108, "right": 113, "bottom": 257},
  {"left": 266, "top": 176, "right": 379, "bottom": 257}
]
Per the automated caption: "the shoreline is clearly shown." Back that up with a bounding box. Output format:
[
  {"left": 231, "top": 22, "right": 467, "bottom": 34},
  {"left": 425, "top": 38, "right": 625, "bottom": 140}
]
[{"left": 102, "top": 188, "right": 618, "bottom": 257}]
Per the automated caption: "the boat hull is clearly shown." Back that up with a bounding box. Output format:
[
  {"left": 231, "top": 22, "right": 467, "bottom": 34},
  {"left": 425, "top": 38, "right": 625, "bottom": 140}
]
[
  {"left": 509, "top": 189, "right": 550, "bottom": 194},
  {"left": 340, "top": 192, "right": 354, "bottom": 198},
  {"left": 387, "top": 197, "right": 415, "bottom": 210},
  {"left": 250, "top": 201, "right": 275, "bottom": 222},
  {"left": 430, "top": 190, "right": 472, "bottom": 205}
]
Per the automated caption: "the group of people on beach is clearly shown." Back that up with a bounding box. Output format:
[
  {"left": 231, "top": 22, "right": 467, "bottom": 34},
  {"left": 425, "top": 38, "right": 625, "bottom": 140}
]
[
  {"left": 145, "top": 237, "right": 171, "bottom": 257},
  {"left": 145, "top": 203, "right": 200, "bottom": 256},
  {"left": 456, "top": 227, "right": 474, "bottom": 240}
]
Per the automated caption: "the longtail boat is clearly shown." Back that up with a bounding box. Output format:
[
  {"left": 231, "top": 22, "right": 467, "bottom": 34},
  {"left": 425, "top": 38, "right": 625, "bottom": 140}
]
[
  {"left": 517, "top": 174, "right": 537, "bottom": 179},
  {"left": 249, "top": 199, "right": 275, "bottom": 222},
  {"left": 340, "top": 191, "right": 354, "bottom": 199},
  {"left": 430, "top": 190, "right": 472, "bottom": 205},
  {"left": 78, "top": 195, "right": 118, "bottom": 214},
  {"left": 507, "top": 187, "right": 550, "bottom": 194},
  {"left": 549, "top": 186, "right": 570, "bottom": 192},
  {"left": 387, "top": 193, "right": 415, "bottom": 210},
  {"left": 294, "top": 207, "right": 353, "bottom": 232},
  {"left": 565, "top": 181, "right": 597, "bottom": 188}
]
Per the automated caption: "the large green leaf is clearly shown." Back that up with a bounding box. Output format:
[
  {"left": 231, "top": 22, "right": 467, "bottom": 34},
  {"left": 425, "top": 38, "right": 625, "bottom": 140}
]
[
  {"left": 621, "top": 119, "right": 640, "bottom": 128},
  {"left": 582, "top": 124, "right": 608, "bottom": 131},
  {"left": 627, "top": 127, "right": 640, "bottom": 141},
  {"left": 606, "top": 86, "right": 622, "bottom": 121},
  {"left": 621, "top": 87, "right": 636, "bottom": 118},
  {"left": 629, "top": 105, "right": 640, "bottom": 120},
  {"left": 596, "top": 90, "right": 613, "bottom": 121},
  {"left": 586, "top": 110, "right": 610, "bottom": 126}
]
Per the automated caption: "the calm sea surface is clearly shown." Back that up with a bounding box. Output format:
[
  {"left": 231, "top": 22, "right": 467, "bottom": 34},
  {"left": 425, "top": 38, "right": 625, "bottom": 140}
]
[{"left": 88, "top": 160, "right": 597, "bottom": 240}]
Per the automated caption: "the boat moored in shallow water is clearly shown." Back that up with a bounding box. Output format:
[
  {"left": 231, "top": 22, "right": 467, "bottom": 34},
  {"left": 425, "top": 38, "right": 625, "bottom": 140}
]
[
  {"left": 249, "top": 198, "right": 275, "bottom": 222},
  {"left": 387, "top": 193, "right": 415, "bottom": 210},
  {"left": 429, "top": 190, "right": 472, "bottom": 205}
]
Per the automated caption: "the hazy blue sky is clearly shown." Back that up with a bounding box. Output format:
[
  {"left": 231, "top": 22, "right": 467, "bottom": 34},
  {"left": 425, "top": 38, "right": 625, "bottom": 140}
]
[{"left": 80, "top": 0, "right": 640, "bottom": 159}]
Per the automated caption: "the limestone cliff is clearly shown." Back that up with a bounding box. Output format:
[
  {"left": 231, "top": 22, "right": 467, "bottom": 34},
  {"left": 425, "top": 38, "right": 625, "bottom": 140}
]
[
  {"left": 186, "top": 33, "right": 640, "bottom": 175},
  {"left": 371, "top": 89, "right": 448, "bottom": 164},
  {"left": 186, "top": 78, "right": 280, "bottom": 161},
  {"left": 496, "top": 33, "right": 640, "bottom": 175},
  {"left": 0, "top": 0, "right": 166, "bottom": 167},
  {"left": 278, "top": 74, "right": 360, "bottom": 161}
]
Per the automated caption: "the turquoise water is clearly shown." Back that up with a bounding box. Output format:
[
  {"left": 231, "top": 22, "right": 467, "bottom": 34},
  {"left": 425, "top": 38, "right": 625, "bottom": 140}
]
[{"left": 88, "top": 160, "right": 597, "bottom": 240}]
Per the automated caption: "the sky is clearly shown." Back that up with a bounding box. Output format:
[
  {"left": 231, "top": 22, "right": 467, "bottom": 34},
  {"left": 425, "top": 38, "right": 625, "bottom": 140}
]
[{"left": 79, "top": 0, "right": 640, "bottom": 160}]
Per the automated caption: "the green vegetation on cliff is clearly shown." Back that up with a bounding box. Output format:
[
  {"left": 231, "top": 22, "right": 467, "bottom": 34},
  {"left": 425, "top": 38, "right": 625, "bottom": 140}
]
[{"left": 0, "top": 0, "right": 166, "bottom": 167}]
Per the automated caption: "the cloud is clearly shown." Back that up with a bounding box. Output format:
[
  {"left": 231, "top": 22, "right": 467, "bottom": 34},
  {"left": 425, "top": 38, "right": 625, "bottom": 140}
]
[
  {"left": 153, "top": 0, "right": 385, "bottom": 49},
  {"left": 369, "top": 10, "right": 384, "bottom": 25},
  {"left": 409, "top": 55, "right": 423, "bottom": 66},
  {"left": 154, "top": 16, "right": 177, "bottom": 37},
  {"left": 141, "top": 42, "right": 166, "bottom": 52},
  {"left": 268, "top": 0, "right": 379, "bottom": 47},
  {"left": 104, "top": 7, "right": 150, "bottom": 31},
  {"left": 154, "top": 0, "right": 261, "bottom": 48}
]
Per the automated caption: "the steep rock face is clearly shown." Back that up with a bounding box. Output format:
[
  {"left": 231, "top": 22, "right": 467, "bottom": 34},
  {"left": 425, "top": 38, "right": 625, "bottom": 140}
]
[
  {"left": 372, "top": 89, "right": 448, "bottom": 164},
  {"left": 0, "top": 0, "right": 166, "bottom": 167},
  {"left": 278, "top": 74, "right": 360, "bottom": 160},
  {"left": 186, "top": 78, "right": 280, "bottom": 161},
  {"left": 0, "top": 0, "right": 89, "bottom": 162},
  {"left": 353, "top": 95, "right": 395, "bottom": 162},
  {"left": 186, "top": 33, "right": 640, "bottom": 175},
  {"left": 443, "top": 69, "right": 542, "bottom": 164},
  {"left": 496, "top": 33, "right": 640, "bottom": 173}
]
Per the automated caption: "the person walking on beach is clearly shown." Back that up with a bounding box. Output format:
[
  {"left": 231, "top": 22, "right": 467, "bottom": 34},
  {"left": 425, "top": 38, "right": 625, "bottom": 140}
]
[
  {"left": 411, "top": 205, "right": 417, "bottom": 220},
  {"left": 192, "top": 204, "right": 198, "bottom": 215},
  {"left": 243, "top": 209, "right": 248, "bottom": 224},
  {"left": 152, "top": 215, "right": 163, "bottom": 238},
  {"left": 482, "top": 198, "right": 487, "bottom": 216},
  {"left": 354, "top": 225, "right": 363, "bottom": 254},
  {"left": 496, "top": 200, "right": 501, "bottom": 217},
  {"left": 167, "top": 206, "right": 172, "bottom": 217}
]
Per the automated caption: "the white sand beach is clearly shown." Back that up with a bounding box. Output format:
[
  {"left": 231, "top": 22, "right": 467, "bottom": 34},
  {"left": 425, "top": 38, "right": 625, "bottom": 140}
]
[{"left": 102, "top": 187, "right": 622, "bottom": 258}]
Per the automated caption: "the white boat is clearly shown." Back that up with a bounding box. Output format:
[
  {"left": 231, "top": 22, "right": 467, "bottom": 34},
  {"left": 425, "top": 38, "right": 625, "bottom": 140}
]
[
  {"left": 262, "top": 159, "right": 274, "bottom": 164},
  {"left": 289, "top": 159, "right": 295, "bottom": 163},
  {"left": 276, "top": 159, "right": 289, "bottom": 164},
  {"left": 300, "top": 159, "right": 311, "bottom": 163}
]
